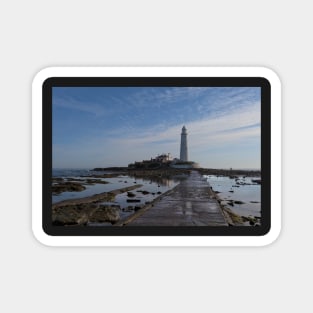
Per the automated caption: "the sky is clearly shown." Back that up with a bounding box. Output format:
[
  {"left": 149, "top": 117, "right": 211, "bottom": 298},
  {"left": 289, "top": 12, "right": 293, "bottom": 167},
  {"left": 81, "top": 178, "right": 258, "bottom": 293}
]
[{"left": 52, "top": 86, "right": 261, "bottom": 169}]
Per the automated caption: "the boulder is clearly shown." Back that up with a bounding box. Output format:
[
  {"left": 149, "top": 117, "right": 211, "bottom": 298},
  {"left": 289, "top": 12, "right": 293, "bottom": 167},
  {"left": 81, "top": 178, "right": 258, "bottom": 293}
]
[
  {"left": 52, "top": 182, "right": 86, "bottom": 195},
  {"left": 85, "top": 179, "right": 109, "bottom": 185},
  {"left": 52, "top": 203, "right": 98, "bottom": 225},
  {"left": 234, "top": 200, "right": 245, "bottom": 204},
  {"left": 127, "top": 199, "right": 141, "bottom": 203},
  {"left": 52, "top": 203, "right": 120, "bottom": 225},
  {"left": 89, "top": 205, "right": 120, "bottom": 224}
]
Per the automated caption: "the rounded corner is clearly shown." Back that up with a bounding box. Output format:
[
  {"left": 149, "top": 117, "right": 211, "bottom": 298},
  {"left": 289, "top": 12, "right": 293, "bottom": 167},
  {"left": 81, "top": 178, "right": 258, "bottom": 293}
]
[
  {"left": 32, "top": 67, "right": 59, "bottom": 90},
  {"left": 31, "top": 225, "right": 54, "bottom": 247},
  {"left": 258, "top": 223, "right": 281, "bottom": 247},
  {"left": 256, "top": 66, "right": 282, "bottom": 89}
]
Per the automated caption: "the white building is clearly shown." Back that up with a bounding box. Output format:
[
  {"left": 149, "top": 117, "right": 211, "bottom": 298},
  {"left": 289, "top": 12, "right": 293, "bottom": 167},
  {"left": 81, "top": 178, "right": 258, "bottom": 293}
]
[
  {"left": 170, "top": 126, "right": 199, "bottom": 169},
  {"left": 180, "top": 126, "right": 188, "bottom": 161}
]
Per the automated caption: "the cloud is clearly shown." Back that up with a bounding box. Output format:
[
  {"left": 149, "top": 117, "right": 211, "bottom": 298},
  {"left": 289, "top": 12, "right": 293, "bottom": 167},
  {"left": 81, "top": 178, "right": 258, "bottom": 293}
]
[
  {"left": 127, "top": 87, "right": 212, "bottom": 110},
  {"left": 53, "top": 96, "right": 108, "bottom": 116},
  {"left": 53, "top": 86, "right": 261, "bottom": 168},
  {"left": 113, "top": 100, "right": 260, "bottom": 149}
]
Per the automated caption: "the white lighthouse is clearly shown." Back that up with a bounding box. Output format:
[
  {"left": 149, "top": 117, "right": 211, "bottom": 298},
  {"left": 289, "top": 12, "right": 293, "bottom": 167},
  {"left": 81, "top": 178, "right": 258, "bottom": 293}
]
[{"left": 180, "top": 126, "right": 188, "bottom": 161}]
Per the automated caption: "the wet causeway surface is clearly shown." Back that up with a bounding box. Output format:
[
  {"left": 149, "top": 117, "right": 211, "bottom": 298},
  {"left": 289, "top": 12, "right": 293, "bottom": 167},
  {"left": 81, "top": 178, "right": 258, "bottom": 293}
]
[{"left": 127, "top": 171, "right": 228, "bottom": 226}]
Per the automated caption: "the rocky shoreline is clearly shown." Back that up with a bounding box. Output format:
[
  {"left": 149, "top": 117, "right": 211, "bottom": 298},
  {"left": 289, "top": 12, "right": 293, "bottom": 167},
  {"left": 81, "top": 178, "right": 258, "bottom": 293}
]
[
  {"left": 52, "top": 184, "right": 142, "bottom": 226},
  {"left": 52, "top": 168, "right": 260, "bottom": 226},
  {"left": 52, "top": 177, "right": 110, "bottom": 195},
  {"left": 196, "top": 168, "right": 261, "bottom": 177},
  {"left": 52, "top": 182, "right": 255, "bottom": 227},
  {"left": 212, "top": 190, "right": 261, "bottom": 226},
  {"left": 92, "top": 166, "right": 261, "bottom": 178}
]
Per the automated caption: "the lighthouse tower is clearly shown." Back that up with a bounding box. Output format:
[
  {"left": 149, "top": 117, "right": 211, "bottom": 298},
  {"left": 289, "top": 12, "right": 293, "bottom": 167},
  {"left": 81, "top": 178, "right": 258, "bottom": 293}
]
[{"left": 180, "top": 126, "right": 188, "bottom": 161}]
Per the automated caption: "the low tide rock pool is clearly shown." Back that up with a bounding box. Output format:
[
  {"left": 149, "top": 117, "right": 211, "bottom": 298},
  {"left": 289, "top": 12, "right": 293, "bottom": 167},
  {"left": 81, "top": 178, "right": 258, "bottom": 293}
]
[
  {"left": 204, "top": 175, "right": 261, "bottom": 219},
  {"left": 52, "top": 174, "right": 180, "bottom": 222}
]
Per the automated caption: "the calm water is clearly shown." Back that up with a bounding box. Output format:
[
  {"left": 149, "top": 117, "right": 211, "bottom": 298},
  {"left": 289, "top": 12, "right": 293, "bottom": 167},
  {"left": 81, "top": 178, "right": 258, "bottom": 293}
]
[
  {"left": 204, "top": 175, "right": 261, "bottom": 218},
  {"left": 52, "top": 169, "right": 261, "bottom": 220},
  {"left": 52, "top": 169, "right": 180, "bottom": 220},
  {"left": 53, "top": 168, "right": 104, "bottom": 177}
]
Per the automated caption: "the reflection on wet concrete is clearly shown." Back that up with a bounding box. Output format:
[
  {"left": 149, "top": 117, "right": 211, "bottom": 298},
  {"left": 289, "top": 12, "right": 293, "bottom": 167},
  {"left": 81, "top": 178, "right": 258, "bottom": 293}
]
[{"left": 127, "top": 171, "right": 228, "bottom": 226}]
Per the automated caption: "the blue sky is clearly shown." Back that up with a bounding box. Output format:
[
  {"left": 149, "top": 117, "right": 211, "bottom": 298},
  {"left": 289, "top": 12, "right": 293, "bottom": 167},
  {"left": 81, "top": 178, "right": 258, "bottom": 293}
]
[{"left": 52, "top": 86, "right": 261, "bottom": 169}]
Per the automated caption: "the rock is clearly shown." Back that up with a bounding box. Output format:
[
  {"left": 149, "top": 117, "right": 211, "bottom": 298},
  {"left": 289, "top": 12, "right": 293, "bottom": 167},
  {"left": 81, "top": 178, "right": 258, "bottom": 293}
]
[
  {"left": 126, "top": 199, "right": 141, "bottom": 203},
  {"left": 67, "top": 178, "right": 85, "bottom": 182},
  {"left": 52, "top": 203, "right": 98, "bottom": 225},
  {"left": 52, "top": 203, "right": 121, "bottom": 225},
  {"left": 85, "top": 179, "right": 109, "bottom": 185},
  {"left": 52, "top": 182, "right": 86, "bottom": 195},
  {"left": 123, "top": 206, "right": 134, "bottom": 212},
  {"left": 89, "top": 205, "right": 120, "bottom": 224},
  {"left": 52, "top": 177, "right": 64, "bottom": 182},
  {"left": 241, "top": 216, "right": 249, "bottom": 222}
]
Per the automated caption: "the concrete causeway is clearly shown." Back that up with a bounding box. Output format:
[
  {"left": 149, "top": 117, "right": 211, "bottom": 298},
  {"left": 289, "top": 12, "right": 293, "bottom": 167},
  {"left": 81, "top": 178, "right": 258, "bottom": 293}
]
[{"left": 127, "top": 171, "right": 228, "bottom": 226}]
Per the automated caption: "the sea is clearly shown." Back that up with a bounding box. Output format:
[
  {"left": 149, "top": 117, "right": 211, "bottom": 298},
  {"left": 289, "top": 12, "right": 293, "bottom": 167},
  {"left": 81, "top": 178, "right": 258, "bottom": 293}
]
[
  {"left": 52, "top": 168, "right": 180, "bottom": 220},
  {"left": 52, "top": 169, "right": 261, "bottom": 219},
  {"left": 203, "top": 175, "right": 261, "bottom": 218}
]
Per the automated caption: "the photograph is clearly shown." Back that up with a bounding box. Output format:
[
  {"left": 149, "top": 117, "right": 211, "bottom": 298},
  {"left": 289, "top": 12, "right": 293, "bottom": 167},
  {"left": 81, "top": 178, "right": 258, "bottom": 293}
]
[{"left": 51, "top": 86, "right": 262, "bottom": 228}]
